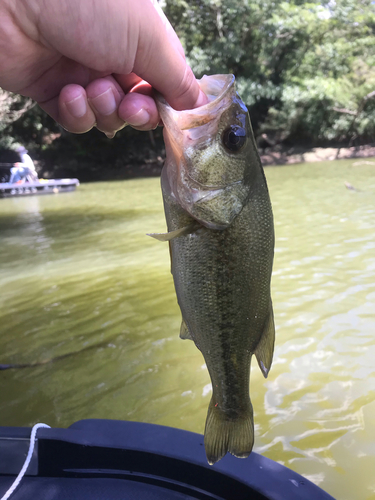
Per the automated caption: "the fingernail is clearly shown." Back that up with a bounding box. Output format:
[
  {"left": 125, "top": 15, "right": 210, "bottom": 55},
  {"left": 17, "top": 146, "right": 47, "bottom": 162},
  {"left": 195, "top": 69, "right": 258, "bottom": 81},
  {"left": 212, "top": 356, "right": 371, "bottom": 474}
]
[
  {"left": 90, "top": 88, "right": 117, "bottom": 116},
  {"left": 65, "top": 94, "right": 87, "bottom": 118},
  {"left": 127, "top": 108, "right": 150, "bottom": 127}
]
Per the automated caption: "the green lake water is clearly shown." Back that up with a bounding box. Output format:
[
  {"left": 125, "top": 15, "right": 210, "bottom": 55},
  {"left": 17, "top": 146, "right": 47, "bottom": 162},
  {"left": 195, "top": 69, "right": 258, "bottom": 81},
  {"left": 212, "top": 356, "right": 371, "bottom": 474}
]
[{"left": 1, "top": 158, "right": 375, "bottom": 500}]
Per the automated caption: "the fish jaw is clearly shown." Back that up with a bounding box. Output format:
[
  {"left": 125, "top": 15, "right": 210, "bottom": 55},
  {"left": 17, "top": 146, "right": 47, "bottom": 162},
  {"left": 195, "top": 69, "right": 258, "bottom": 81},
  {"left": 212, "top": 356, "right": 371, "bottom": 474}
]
[{"left": 156, "top": 74, "right": 254, "bottom": 229}]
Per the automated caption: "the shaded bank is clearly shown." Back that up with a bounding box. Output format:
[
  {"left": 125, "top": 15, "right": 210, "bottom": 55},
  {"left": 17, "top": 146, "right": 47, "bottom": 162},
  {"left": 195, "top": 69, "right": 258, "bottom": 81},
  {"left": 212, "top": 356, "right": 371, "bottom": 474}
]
[
  {"left": 40, "top": 142, "right": 375, "bottom": 181},
  {"left": 260, "top": 143, "right": 375, "bottom": 166},
  {"left": 2, "top": 121, "right": 374, "bottom": 182}
]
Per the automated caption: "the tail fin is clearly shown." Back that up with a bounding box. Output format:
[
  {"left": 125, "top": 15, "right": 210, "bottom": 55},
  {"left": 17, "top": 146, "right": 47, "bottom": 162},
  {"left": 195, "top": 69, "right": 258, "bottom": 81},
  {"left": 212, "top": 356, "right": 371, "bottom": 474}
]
[{"left": 204, "top": 398, "right": 254, "bottom": 465}]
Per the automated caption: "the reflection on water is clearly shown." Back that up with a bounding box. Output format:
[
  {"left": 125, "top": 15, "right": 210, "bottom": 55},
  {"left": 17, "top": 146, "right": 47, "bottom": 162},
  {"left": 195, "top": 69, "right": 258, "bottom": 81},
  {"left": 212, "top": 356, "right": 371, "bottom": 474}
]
[{"left": 0, "top": 159, "right": 374, "bottom": 500}]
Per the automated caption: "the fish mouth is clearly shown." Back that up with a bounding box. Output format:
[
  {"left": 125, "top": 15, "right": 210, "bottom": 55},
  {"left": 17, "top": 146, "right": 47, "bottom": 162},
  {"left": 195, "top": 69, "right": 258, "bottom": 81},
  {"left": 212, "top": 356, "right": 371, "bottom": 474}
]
[
  {"left": 156, "top": 74, "right": 235, "bottom": 129},
  {"left": 176, "top": 74, "right": 236, "bottom": 130}
]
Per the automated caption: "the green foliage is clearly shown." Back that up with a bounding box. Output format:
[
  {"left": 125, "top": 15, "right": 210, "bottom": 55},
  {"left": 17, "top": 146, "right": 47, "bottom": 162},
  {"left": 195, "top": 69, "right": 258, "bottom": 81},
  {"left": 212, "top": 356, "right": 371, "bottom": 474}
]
[
  {"left": 164, "top": 0, "right": 375, "bottom": 145},
  {"left": 0, "top": 90, "right": 59, "bottom": 154},
  {"left": 0, "top": 90, "right": 36, "bottom": 149}
]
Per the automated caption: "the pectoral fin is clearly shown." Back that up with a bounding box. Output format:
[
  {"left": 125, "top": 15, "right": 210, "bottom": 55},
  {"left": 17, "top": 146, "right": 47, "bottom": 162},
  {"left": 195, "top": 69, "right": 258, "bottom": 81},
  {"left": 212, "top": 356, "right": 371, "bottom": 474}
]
[
  {"left": 147, "top": 223, "right": 200, "bottom": 241},
  {"left": 254, "top": 302, "right": 275, "bottom": 378},
  {"left": 180, "top": 318, "right": 193, "bottom": 340}
]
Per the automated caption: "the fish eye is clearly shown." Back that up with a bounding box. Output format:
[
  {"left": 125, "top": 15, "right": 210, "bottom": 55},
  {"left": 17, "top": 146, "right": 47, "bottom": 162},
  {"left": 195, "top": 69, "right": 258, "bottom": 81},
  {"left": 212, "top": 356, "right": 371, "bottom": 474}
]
[{"left": 222, "top": 126, "right": 247, "bottom": 152}]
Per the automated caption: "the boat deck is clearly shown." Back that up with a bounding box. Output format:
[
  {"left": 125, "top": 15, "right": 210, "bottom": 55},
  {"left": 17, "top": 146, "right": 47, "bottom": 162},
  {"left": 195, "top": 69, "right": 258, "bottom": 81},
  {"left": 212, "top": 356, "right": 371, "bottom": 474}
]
[
  {"left": 0, "top": 179, "right": 79, "bottom": 198},
  {"left": 0, "top": 419, "right": 335, "bottom": 500}
]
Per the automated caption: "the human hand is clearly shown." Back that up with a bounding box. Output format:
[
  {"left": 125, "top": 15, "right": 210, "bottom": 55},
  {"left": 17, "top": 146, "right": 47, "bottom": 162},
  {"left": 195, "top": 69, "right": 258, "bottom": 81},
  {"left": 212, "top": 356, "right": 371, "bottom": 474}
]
[{"left": 0, "top": 0, "right": 206, "bottom": 137}]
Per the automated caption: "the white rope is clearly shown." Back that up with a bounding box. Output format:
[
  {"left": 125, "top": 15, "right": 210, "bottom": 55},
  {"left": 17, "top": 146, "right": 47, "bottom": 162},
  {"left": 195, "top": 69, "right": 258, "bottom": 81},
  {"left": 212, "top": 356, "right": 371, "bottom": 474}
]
[{"left": 0, "top": 423, "right": 51, "bottom": 500}]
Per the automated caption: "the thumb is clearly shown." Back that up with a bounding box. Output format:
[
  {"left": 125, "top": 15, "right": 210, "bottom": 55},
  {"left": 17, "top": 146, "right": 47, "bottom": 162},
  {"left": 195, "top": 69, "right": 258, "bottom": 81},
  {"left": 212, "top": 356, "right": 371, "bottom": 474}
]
[{"left": 131, "top": 1, "right": 206, "bottom": 110}]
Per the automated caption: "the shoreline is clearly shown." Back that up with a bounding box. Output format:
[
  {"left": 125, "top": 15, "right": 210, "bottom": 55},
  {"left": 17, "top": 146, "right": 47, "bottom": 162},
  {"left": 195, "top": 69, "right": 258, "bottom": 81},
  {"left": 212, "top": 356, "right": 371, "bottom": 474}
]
[
  {"left": 36, "top": 144, "right": 375, "bottom": 182},
  {"left": 260, "top": 143, "right": 375, "bottom": 166}
]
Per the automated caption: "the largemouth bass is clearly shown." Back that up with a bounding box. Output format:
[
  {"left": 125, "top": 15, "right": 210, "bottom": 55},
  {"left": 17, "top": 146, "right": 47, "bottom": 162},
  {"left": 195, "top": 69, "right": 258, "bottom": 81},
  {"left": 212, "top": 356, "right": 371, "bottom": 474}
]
[{"left": 150, "top": 74, "right": 275, "bottom": 465}]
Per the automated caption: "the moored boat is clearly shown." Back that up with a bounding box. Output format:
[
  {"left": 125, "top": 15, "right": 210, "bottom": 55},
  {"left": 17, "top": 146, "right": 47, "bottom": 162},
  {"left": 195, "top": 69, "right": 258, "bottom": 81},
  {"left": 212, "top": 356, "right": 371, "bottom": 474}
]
[{"left": 0, "top": 178, "right": 79, "bottom": 198}]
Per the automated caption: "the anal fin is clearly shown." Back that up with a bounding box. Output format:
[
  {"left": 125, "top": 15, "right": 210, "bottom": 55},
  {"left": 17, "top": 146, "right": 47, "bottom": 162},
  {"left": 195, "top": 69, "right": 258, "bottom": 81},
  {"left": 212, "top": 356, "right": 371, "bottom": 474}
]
[
  {"left": 180, "top": 318, "right": 193, "bottom": 341},
  {"left": 254, "top": 302, "right": 275, "bottom": 378}
]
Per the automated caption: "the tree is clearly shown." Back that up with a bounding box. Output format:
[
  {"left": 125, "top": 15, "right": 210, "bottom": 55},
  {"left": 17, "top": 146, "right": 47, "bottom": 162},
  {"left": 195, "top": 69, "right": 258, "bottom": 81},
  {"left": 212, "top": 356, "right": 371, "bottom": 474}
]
[
  {"left": 0, "top": 89, "right": 35, "bottom": 128},
  {"left": 163, "top": 0, "right": 375, "bottom": 145},
  {"left": 0, "top": 88, "right": 37, "bottom": 149}
]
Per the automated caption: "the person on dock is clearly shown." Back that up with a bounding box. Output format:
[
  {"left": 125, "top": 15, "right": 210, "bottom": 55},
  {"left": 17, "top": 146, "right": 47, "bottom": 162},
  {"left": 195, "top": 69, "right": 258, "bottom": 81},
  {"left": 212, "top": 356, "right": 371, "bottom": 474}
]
[{"left": 9, "top": 146, "right": 38, "bottom": 184}]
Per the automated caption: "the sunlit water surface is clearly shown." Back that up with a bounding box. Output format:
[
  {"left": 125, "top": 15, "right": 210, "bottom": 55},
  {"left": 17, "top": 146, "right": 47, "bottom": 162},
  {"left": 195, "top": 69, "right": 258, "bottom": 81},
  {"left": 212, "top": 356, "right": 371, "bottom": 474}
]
[{"left": 1, "top": 159, "right": 375, "bottom": 500}]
